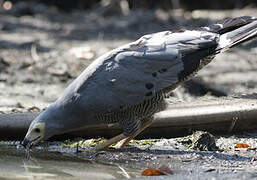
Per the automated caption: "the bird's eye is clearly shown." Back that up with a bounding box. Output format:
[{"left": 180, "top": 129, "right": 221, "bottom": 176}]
[{"left": 34, "top": 128, "right": 41, "bottom": 133}]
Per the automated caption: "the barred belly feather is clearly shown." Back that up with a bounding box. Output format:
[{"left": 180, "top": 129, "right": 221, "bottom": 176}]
[{"left": 96, "top": 91, "right": 166, "bottom": 126}]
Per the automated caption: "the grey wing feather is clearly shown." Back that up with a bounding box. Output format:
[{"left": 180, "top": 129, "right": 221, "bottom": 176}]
[{"left": 65, "top": 30, "right": 219, "bottom": 113}]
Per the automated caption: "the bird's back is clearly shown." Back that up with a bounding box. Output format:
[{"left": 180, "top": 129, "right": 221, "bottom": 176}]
[{"left": 56, "top": 31, "right": 218, "bottom": 127}]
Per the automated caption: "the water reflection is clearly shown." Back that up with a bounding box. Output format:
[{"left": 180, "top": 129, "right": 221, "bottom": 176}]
[
  {"left": 0, "top": 145, "right": 137, "bottom": 180},
  {"left": 22, "top": 158, "right": 73, "bottom": 179}
]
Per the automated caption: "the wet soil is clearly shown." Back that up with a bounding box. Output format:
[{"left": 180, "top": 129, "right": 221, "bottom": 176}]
[{"left": 3, "top": 131, "right": 257, "bottom": 179}]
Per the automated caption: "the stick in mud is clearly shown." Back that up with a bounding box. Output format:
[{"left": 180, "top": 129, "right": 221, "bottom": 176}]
[{"left": 0, "top": 96, "right": 257, "bottom": 140}]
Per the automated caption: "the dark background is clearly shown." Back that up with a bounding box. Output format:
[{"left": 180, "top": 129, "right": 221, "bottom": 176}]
[{"left": 2, "top": 0, "right": 257, "bottom": 12}]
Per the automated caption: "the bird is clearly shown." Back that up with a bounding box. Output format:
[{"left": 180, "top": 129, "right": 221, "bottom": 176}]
[{"left": 22, "top": 16, "right": 257, "bottom": 150}]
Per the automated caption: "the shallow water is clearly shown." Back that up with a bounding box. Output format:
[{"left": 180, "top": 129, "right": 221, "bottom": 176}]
[{"left": 0, "top": 145, "right": 140, "bottom": 180}]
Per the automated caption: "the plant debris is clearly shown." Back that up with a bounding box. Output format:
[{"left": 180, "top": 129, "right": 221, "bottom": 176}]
[
  {"left": 62, "top": 138, "right": 106, "bottom": 149},
  {"left": 190, "top": 131, "right": 220, "bottom": 151}
]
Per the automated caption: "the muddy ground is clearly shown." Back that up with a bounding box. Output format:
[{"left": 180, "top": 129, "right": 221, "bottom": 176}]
[{"left": 1, "top": 2, "right": 257, "bottom": 179}]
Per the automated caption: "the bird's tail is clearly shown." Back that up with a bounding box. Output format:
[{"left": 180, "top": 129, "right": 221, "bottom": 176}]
[{"left": 204, "top": 16, "right": 257, "bottom": 51}]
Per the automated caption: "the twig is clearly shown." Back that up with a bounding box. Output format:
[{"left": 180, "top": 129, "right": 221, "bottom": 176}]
[
  {"left": 31, "top": 43, "right": 40, "bottom": 62},
  {"left": 118, "top": 165, "right": 131, "bottom": 179}
]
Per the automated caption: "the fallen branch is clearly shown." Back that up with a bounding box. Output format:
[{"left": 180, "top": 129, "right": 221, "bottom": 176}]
[{"left": 1, "top": 96, "right": 257, "bottom": 140}]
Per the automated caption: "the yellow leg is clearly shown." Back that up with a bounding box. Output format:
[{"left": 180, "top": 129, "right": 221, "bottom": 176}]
[
  {"left": 114, "top": 119, "right": 153, "bottom": 149},
  {"left": 93, "top": 133, "right": 127, "bottom": 151}
]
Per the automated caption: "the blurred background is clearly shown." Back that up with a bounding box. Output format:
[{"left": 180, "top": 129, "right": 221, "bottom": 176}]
[
  {"left": 0, "top": 0, "right": 257, "bottom": 113},
  {"left": 1, "top": 0, "right": 257, "bottom": 12}
]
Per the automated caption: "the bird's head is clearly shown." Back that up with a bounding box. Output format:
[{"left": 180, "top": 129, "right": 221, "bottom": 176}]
[
  {"left": 22, "top": 121, "right": 46, "bottom": 149},
  {"left": 21, "top": 104, "right": 65, "bottom": 149}
]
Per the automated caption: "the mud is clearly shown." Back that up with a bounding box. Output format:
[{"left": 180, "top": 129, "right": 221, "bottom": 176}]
[{"left": 3, "top": 130, "right": 257, "bottom": 179}]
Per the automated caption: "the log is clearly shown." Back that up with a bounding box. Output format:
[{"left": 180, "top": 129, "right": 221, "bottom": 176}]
[
  {"left": 0, "top": 112, "right": 38, "bottom": 140},
  {"left": 1, "top": 96, "right": 257, "bottom": 140}
]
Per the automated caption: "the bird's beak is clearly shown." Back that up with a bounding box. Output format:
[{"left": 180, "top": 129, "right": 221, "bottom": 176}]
[{"left": 21, "top": 135, "right": 42, "bottom": 149}]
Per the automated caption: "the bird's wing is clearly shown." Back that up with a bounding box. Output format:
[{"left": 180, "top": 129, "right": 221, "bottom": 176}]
[{"left": 72, "top": 30, "right": 219, "bottom": 113}]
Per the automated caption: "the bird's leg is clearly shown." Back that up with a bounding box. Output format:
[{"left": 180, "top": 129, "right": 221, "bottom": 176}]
[
  {"left": 93, "top": 117, "right": 153, "bottom": 151},
  {"left": 93, "top": 133, "right": 127, "bottom": 151},
  {"left": 114, "top": 118, "right": 153, "bottom": 149}
]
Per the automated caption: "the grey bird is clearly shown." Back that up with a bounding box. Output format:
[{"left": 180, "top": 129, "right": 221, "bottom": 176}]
[{"left": 22, "top": 16, "right": 257, "bottom": 150}]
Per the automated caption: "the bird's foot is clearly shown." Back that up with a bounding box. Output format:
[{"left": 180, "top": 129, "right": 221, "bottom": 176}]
[
  {"left": 113, "top": 137, "right": 131, "bottom": 149},
  {"left": 92, "top": 133, "right": 127, "bottom": 151}
]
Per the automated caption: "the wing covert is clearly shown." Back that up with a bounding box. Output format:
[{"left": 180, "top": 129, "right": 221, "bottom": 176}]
[{"left": 72, "top": 30, "right": 219, "bottom": 113}]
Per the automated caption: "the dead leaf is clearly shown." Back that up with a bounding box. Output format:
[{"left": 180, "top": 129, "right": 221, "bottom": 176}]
[
  {"left": 141, "top": 165, "right": 173, "bottom": 176},
  {"left": 235, "top": 143, "right": 250, "bottom": 148},
  {"left": 141, "top": 168, "right": 165, "bottom": 176}
]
